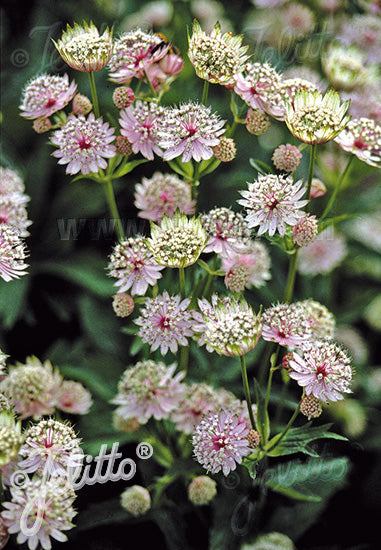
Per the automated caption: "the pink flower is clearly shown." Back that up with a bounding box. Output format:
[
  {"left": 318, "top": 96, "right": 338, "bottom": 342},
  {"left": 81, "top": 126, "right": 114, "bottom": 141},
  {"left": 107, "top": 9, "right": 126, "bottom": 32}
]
[
  {"left": 298, "top": 229, "right": 347, "bottom": 275},
  {"left": 288, "top": 341, "right": 352, "bottom": 402},
  {"left": 108, "top": 29, "right": 170, "bottom": 83},
  {"left": 238, "top": 174, "right": 308, "bottom": 236},
  {"left": 221, "top": 240, "right": 271, "bottom": 290},
  {"left": 18, "top": 419, "right": 83, "bottom": 478},
  {"left": 135, "top": 291, "right": 195, "bottom": 355},
  {"left": 261, "top": 302, "right": 312, "bottom": 347},
  {"left": 170, "top": 383, "right": 219, "bottom": 434},
  {"left": 159, "top": 53, "right": 184, "bottom": 76},
  {"left": 234, "top": 62, "right": 284, "bottom": 119},
  {"left": 158, "top": 102, "right": 226, "bottom": 163},
  {"left": 134, "top": 172, "right": 195, "bottom": 222},
  {"left": 1, "top": 477, "right": 76, "bottom": 550},
  {"left": 0, "top": 226, "right": 28, "bottom": 282},
  {"left": 334, "top": 117, "right": 381, "bottom": 167},
  {"left": 19, "top": 74, "right": 77, "bottom": 120},
  {"left": 119, "top": 101, "right": 165, "bottom": 160},
  {"left": 108, "top": 235, "right": 164, "bottom": 296},
  {"left": 192, "top": 409, "right": 251, "bottom": 476},
  {"left": 201, "top": 207, "right": 251, "bottom": 256},
  {"left": 56, "top": 381, "right": 92, "bottom": 415},
  {"left": 51, "top": 114, "right": 116, "bottom": 175},
  {"left": 0, "top": 167, "right": 25, "bottom": 195},
  {"left": 113, "top": 360, "right": 186, "bottom": 424},
  {"left": 0, "top": 193, "right": 32, "bottom": 237}
]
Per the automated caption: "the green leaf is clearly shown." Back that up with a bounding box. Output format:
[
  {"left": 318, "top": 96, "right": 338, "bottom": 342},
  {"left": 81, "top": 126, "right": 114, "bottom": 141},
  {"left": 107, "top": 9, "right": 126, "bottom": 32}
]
[
  {"left": 265, "top": 422, "right": 347, "bottom": 457},
  {"left": 0, "top": 276, "right": 30, "bottom": 328},
  {"left": 319, "top": 214, "right": 357, "bottom": 232},
  {"left": 58, "top": 364, "right": 115, "bottom": 401},
  {"left": 112, "top": 158, "right": 148, "bottom": 178},
  {"left": 249, "top": 158, "right": 274, "bottom": 175},
  {"left": 253, "top": 378, "right": 270, "bottom": 443},
  {"left": 266, "top": 481, "right": 322, "bottom": 502}
]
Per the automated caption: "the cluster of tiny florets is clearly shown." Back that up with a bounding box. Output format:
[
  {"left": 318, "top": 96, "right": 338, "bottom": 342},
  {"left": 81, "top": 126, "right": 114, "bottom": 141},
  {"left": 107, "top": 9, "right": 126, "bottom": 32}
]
[
  {"left": 19, "top": 73, "right": 77, "bottom": 120},
  {"left": 188, "top": 476, "right": 217, "bottom": 506},
  {"left": 72, "top": 93, "right": 92, "bottom": 115},
  {"left": 272, "top": 144, "right": 303, "bottom": 173},
  {"left": 300, "top": 394, "right": 323, "bottom": 420},
  {"left": 292, "top": 214, "right": 319, "bottom": 247},
  {"left": 201, "top": 207, "right": 251, "bottom": 256},
  {"left": 112, "top": 293, "right": 135, "bottom": 317},
  {"left": 261, "top": 302, "right": 312, "bottom": 347},
  {"left": 112, "top": 86, "right": 135, "bottom": 109},
  {"left": 335, "top": 117, "right": 381, "bottom": 167},
  {"left": 245, "top": 108, "right": 271, "bottom": 135},
  {"left": 298, "top": 299, "right": 336, "bottom": 339},
  {"left": 221, "top": 239, "right": 271, "bottom": 290},
  {"left": 120, "top": 485, "right": 151, "bottom": 516}
]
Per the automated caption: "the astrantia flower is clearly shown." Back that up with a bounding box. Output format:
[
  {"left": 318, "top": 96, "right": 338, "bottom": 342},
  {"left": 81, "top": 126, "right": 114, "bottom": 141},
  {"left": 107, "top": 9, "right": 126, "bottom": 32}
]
[
  {"left": 288, "top": 341, "right": 352, "bottom": 402},
  {"left": 147, "top": 210, "right": 207, "bottom": 268},
  {"left": 119, "top": 101, "right": 165, "bottom": 160},
  {"left": 213, "top": 136, "right": 237, "bottom": 162},
  {"left": 108, "top": 235, "right": 164, "bottom": 296},
  {"left": 108, "top": 29, "right": 170, "bottom": 83},
  {"left": 0, "top": 194, "right": 32, "bottom": 237},
  {"left": 298, "top": 299, "right": 335, "bottom": 339},
  {"left": 292, "top": 214, "right": 318, "bottom": 247},
  {"left": 188, "top": 475, "right": 217, "bottom": 506},
  {"left": 112, "top": 293, "right": 135, "bottom": 318},
  {"left": 234, "top": 62, "right": 284, "bottom": 119},
  {"left": 272, "top": 144, "right": 302, "bottom": 173},
  {"left": 120, "top": 485, "right": 151, "bottom": 517},
  {"left": 53, "top": 21, "right": 113, "bottom": 72},
  {"left": 0, "top": 167, "right": 25, "bottom": 195},
  {"left": 51, "top": 113, "right": 116, "bottom": 175},
  {"left": 56, "top": 381, "right": 92, "bottom": 415},
  {"left": 194, "top": 295, "right": 262, "bottom": 356},
  {"left": 245, "top": 108, "right": 271, "bottom": 135},
  {"left": 18, "top": 419, "right": 82, "bottom": 477},
  {"left": 298, "top": 229, "right": 347, "bottom": 275},
  {"left": 192, "top": 409, "right": 251, "bottom": 475},
  {"left": 334, "top": 117, "right": 381, "bottom": 167},
  {"left": 201, "top": 207, "right": 251, "bottom": 256},
  {"left": 170, "top": 383, "right": 219, "bottom": 434},
  {"left": 261, "top": 302, "right": 312, "bottom": 347},
  {"left": 285, "top": 88, "right": 351, "bottom": 145},
  {"left": 135, "top": 292, "right": 195, "bottom": 355},
  {"left": 113, "top": 360, "right": 185, "bottom": 423},
  {"left": 19, "top": 74, "right": 77, "bottom": 120},
  {"left": 0, "top": 226, "right": 28, "bottom": 282},
  {"left": 158, "top": 102, "right": 226, "bottom": 163},
  {"left": 0, "top": 417, "right": 22, "bottom": 468},
  {"left": 238, "top": 174, "right": 308, "bottom": 237},
  {"left": 338, "top": 14, "right": 381, "bottom": 64},
  {"left": 278, "top": 77, "right": 319, "bottom": 121},
  {"left": 300, "top": 394, "right": 323, "bottom": 420},
  {"left": 188, "top": 20, "right": 249, "bottom": 85},
  {"left": 221, "top": 240, "right": 271, "bottom": 291},
  {"left": 0, "top": 356, "right": 61, "bottom": 419},
  {"left": 283, "top": 2, "right": 315, "bottom": 39},
  {"left": 322, "top": 43, "right": 370, "bottom": 91},
  {"left": 135, "top": 172, "right": 195, "bottom": 222},
  {"left": 1, "top": 477, "right": 76, "bottom": 550}
]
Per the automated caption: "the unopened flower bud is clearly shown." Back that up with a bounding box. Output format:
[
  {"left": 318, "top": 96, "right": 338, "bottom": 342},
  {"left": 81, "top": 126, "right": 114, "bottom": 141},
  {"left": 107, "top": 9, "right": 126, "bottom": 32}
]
[
  {"left": 72, "top": 93, "right": 92, "bottom": 115},
  {"left": 272, "top": 144, "right": 302, "bottom": 173},
  {"left": 0, "top": 424, "right": 22, "bottom": 467},
  {"left": 245, "top": 108, "right": 270, "bottom": 135},
  {"left": 292, "top": 215, "right": 318, "bottom": 247},
  {"left": 113, "top": 410, "right": 140, "bottom": 433},
  {"left": 242, "top": 531, "right": 295, "bottom": 550},
  {"left": 112, "top": 293, "right": 134, "bottom": 317},
  {"left": 282, "top": 352, "right": 294, "bottom": 372},
  {"left": 300, "top": 394, "right": 323, "bottom": 420},
  {"left": 310, "top": 178, "right": 327, "bottom": 198},
  {"left": 32, "top": 117, "right": 52, "bottom": 134},
  {"left": 213, "top": 136, "right": 237, "bottom": 162},
  {"left": 188, "top": 476, "right": 217, "bottom": 506},
  {"left": 247, "top": 429, "right": 261, "bottom": 448},
  {"left": 115, "top": 136, "right": 133, "bottom": 156},
  {"left": 113, "top": 86, "right": 135, "bottom": 109},
  {"left": 121, "top": 485, "right": 151, "bottom": 517}
]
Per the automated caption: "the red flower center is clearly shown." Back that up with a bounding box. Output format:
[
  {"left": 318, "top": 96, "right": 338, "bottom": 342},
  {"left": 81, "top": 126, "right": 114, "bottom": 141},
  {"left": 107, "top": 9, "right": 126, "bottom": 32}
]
[{"left": 78, "top": 137, "right": 92, "bottom": 150}]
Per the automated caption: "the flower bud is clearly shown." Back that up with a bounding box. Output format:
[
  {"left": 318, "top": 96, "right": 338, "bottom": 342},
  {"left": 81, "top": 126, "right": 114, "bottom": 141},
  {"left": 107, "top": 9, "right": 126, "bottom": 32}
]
[
  {"left": 32, "top": 117, "right": 52, "bottom": 134},
  {"left": 292, "top": 215, "right": 319, "bottom": 247},
  {"left": 121, "top": 485, "right": 151, "bottom": 517},
  {"left": 72, "top": 93, "right": 92, "bottom": 115},
  {"left": 112, "top": 86, "right": 135, "bottom": 109},
  {"left": 115, "top": 136, "right": 133, "bottom": 156},
  {"left": 272, "top": 144, "right": 302, "bottom": 173},
  {"left": 300, "top": 394, "right": 323, "bottom": 420},
  {"left": 112, "top": 293, "right": 134, "bottom": 317},
  {"left": 245, "top": 108, "right": 270, "bottom": 135},
  {"left": 247, "top": 429, "right": 261, "bottom": 448},
  {"left": 188, "top": 476, "right": 217, "bottom": 506},
  {"left": 213, "top": 136, "right": 237, "bottom": 162}
]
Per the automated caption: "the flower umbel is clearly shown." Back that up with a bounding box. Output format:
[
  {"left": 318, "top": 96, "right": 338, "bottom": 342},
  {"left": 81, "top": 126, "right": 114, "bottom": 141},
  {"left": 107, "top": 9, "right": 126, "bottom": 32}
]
[
  {"left": 188, "top": 20, "right": 249, "bottom": 85},
  {"left": 147, "top": 210, "right": 207, "bottom": 268},
  {"left": 192, "top": 409, "right": 251, "bottom": 476},
  {"left": 288, "top": 341, "right": 352, "bottom": 402},
  {"left": 53, "top": 21, "right": 113, "bottom": 72},
  {"left": 201, "top": 207, "right": 251, "bottom": 256},
  {"left": 285, "top": 88, "right": 351, "bottom": 144},
  {"left": 119, "top": 100, "right": 165, "bottom": 160},
  {"left": 135, "top": 292, "right": 195, "bottom": 355},
  {"left": 261, "top": 302, "right": 312, "bottom": 347},
  {"left": 51, "top": 113, "right": 116, "bottom": 175},
  {"left": 238, "top": 174, "right": 308, "bottom": 237},
  {"left": 0, "top": 227, "right": 28, "bottom": 282},
  {"left": 19, "top": 74, "right": 77, "bottom": 120},
  {"left": 334, "top": 117, "right": 381, "bottom": 167}
]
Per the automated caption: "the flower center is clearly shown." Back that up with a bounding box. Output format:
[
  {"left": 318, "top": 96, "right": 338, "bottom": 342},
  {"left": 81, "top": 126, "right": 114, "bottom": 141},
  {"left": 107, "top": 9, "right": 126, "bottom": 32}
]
[{"left": 77, "top": 137, "right": 92, "bottom": 150}]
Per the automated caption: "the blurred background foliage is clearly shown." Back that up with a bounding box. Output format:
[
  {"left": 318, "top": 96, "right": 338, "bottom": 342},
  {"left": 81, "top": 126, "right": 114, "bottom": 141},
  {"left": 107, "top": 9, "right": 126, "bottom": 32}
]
[{"left": 1, "top": 0, "right": 381, "bottom": 548}]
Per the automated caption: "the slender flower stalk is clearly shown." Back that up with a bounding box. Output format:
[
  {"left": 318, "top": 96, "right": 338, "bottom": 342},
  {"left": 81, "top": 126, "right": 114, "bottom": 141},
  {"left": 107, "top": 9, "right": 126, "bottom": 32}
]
[
  {"left": 88, "top": 72, "right": 100, "bottom": 118},
  {"left": 266, "top": 402, "right": 301, "bottom": 454},
  {"left": 283, "top": 250, "right": 299, "bottom": 302},
  {"left": 102, "top": 177, "right": 124, "bottom": 240},
  {"left": 320, "top": 156, "right": 354, "bottom": 221},
  {"left": 306, "top": 143, "right": 317, "bottom": 207},
  {"left": 240, "top": 355, "right": 256, "bottom": 430}
]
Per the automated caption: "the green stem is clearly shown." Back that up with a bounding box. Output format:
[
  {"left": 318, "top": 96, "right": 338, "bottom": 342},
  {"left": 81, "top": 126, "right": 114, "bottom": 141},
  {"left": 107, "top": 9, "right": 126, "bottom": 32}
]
[
  {"left": 258, "top": 341, "right": 276, "bottom": 387},
  {"left": 283, "top": 250, "right": 299, "bottom": 302},
  {"left": 88, "top": 72, "right": 100, "bottom": 118},
  {"left": 179, "top": 344, "right": 189, "bottom": 374},
  {"left": 144, "top": 69, "right": 158, "bottom": 98},
  {"left": 202, "top": 255, "right": 217, "bottom": 298},
  {"left": 240, "top": 355, "right": 256, "bottom": 430},
  {"left": 264, "top": 357, "right": 278, "bottom": 415},
  {"left": 266, "top": 402, "right": 301, "bottom": 454},
  {"left": 320, "top": 155, "right": 354, "bottom": 221},
  {"left": 306, "top": 143, "right": 316, "bottom": 210},
  {"left": 179, "top": 267, "right": 186, "bottom": 299},
  {"left": 201, "top": 80, "right": 209, "bottom": 105},
  {"left": 102, "top": 178, "right": 124, "bottom": 241}
]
